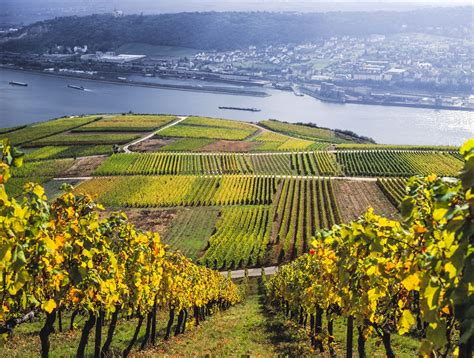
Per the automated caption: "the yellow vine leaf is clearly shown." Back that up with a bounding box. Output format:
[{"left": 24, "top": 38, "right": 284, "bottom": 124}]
[
  {"left": 42, "top": 299, "right": 57, "bottom": 313},
  {"left": 402, "top": 273, "right": 421, "bottom": 291},
  {"left": 399, "top": 309, "right": 416, "bottom": 335}
]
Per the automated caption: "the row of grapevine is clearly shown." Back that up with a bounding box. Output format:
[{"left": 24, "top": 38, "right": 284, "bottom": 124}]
[
  {"left": 96, "top": 150, "right": 461, "bottom": 177},
  {"left": 376, "top": 177, "right": 410, "bottom": 208},
  {"left": 74, "top": 175, "right": 277, "bottom": 208},
  {"left": 336, "top": 150, "right": 462, "bottom": 177},
  {"left": 94, "top": 152, "right": 343, "bottom": 176},
  {"left": 0, "top": 141, "right": 243, "bottom": 357},
  {"left": 271, "top": 178, "right": 342, "bottom": 262},
  {"left": 265, "top": 142, "right": 473, "bottom": 357},
  {"left": 96, "top": 153, "right": 254, "bottom": 175},
  {"left": 200, "top": 206, "right": 272, "bottom": 270}
]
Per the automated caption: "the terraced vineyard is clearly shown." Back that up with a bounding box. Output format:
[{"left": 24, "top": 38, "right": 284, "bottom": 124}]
[
  {"left": 74, "top": 175, "right": 277, "bottom": 208},
  {"left": 11, "top": 158, "right": 75, "bottom": 178},
  {"left": 2, "top": 116, "right": 100, "bottom": 145},
  {"left": 376, "top": 177, "right": 410, "bottom": 208},
  {"left": 3, "top": 113, "right": 466, "bottom": 273},
  {"left": 270, "top": 178, "right": 341, "bottom": 262},
  {"left": 72, "top": 114, "right": 176, "bottom": 132},
  {"left": 24, "top": 145, "right": 112, "bottom": 161},
  {"left": 159, "top": 116, "right": 257, "bottom": 141},
  {"left": 29, "top": 132, "right": 141, "bottom": 146},
  {"left": 200, "top": 206, "right": 271, "bottom": 269},
  {"left": 163, "top": 207, "right": 220, "bottom": 260},
  {"left": 94, "top": 152, "right": 342, "bottom": 176},
  {"left": 336, "top": 150, "right": 462, "bottom": 177}
]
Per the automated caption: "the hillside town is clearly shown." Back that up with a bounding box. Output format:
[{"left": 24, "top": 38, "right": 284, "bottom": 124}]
[{"left": 1, "top": 30, "right": 473, "bottom": 110}]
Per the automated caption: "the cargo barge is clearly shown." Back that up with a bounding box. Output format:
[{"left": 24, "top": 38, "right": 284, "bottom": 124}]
[
  {"left": 9, "top": 81, "right": 28, "bottom": 87},
  {"left": 219, "top": 106, "right": 261, "bottom": 112},
  {"left": 67, "top": 84, "right": 85, "bottom": 90}
]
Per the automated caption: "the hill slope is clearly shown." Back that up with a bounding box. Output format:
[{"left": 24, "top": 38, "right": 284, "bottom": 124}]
[{"left": 1, "top": 8, "right": 472, "bottom": 53}]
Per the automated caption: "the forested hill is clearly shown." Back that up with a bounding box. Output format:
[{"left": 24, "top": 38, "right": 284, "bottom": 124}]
[{"left": 1, "top": 7, "right": 472, "bottom": 53}]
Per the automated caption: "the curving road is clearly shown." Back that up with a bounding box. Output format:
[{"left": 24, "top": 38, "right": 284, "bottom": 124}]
[{"left": 122, "top": 115, "right": 188, "bottom": 153}]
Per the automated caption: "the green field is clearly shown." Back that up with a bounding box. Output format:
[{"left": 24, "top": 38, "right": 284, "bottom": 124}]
[
  {"left": 163, "top": 207, "right": 220, "bottom": 261},
  {"left": 259, "top": 119, "right": 338, "bottom": 142},
  {"left": 24, "top": 145, "right": 112, "bottom": 161},
  {"left": 1, "top": 116, "right": 100, "bottom": 145},
  {"left": 29, "top": 132, "right": 141, "bottom": 146},
  {"left": 73, "top": 114, "right": 176, "bottom": 132},
  {"left": 157, "top": 138, "right": 215, "bottom": 151}
]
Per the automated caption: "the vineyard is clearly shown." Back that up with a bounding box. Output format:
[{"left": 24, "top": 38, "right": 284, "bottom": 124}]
[
  {"left": 1, "top": 116, "right": 100, "bottom": 145},
  {"left": 270, "top": 178, "right": 341, "bottom": 263},
  {"left": 158, "top": 116, "right": 257, "bottom": 141},
  {"left": 74, "top": 175, "right": 278, "bottom": 208},
  {"left": 93, "top": 150, "right": 462, "bottom": 177},
  {"left": 259, "top": 119, "right": 338, "bottom": 142},
  {"left": 24, "top": 145, "right": 112, "bottom": 161},
  {"left": 28, "top": 132, "right": 141, "bottom": 146},
  {"left": 93, "top": 151, "right": 341, "bottom": 176},
  {"left": 336, "top": 150, "right": 462, "bottom": 177},
  {"left": 200, "top": 206, "right": 272, "bottom": 269},
  {"left": 0, "top": 141, "right": 243, "bottom": 357},
  {"left": 73, "top": 175, "right": 345, "bottom": 268},
  {"left": 376, "top": 177, "right": 410, "bottom": 208},
  {"left": 72, "top": 114, "right": 176, "bottom": 132},
  {"left": 163, "top": 207, "right": 219, "bottom": 260},
  {"left": 265, "top": 142, "right": 473, "bottom": 357},
  {"left": 157, "top": 138, "right": 216, "bottom": 151},
  {"left": 0, "top": 112, "right": 471, "bottom": 357}
]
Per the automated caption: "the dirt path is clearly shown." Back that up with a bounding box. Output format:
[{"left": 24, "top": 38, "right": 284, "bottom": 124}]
[
  {"left": 60, "top": 155, "right": 108, "bottom": 177},
  {"left": 221, "top": 266, "right": 278, "bottom": 278},
  {"left": 122, "top": 116, "right": 187, "bottom": 153}
]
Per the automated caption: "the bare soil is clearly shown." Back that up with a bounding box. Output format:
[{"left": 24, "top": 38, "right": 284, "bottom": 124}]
[
  {"left": 332, "top": 180, "right": 399, "bottom": 222},
  {"left": 61, "top": 155, "right": 108, "bottom": 177},
  {"left": 200, "top": 140, "right": 259, "bottom": 152},
  {"left": 102, "top": 208, "right": 178, "bottom": 236},
  {"left": 129, "top": 138, "right": 176, "bottom": 152}
]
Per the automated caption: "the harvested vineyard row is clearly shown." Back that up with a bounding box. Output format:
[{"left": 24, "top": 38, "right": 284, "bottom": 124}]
[
  {"left": 259, "top": 119, "right": 338, "bottom": 142},
  {"left": 73, "top": 114, "right": 176, "bottom": 132},
  {"left": 24, "top": 145, "right": 112, "bottom": 161},
  {"left": 94, "top": 152, "right": 342, "bottom": 176},
  {"left": 157, "top": 138, "right": 216, "bottom": 151},
  {"left": 200, "top": 206, "right": 271, "bottom": 270},
  {"left": 336, "top": 150, "right": 462, "bottom": 177},
  {"left": 270, "top": 177, "right": 341, "bottom": 263},
  {"left": 333, "top": 180, "right": 399, "bottom": 222},
  {"left": 252, "top": 131, "right": 319, "bottom": 151},
  {"left": 182, "top": 116, "right": 257, "bottom": 130},
  {"left": 29, "top": 132, "right": 141, "bottom": 146},
  {"left": 2, "top": 116, "right": 100, "bottom": 145},
  {"left": 74, "top": 175, "right": 277, "bottom": 208},
  {"left": 159, "top": 124, "right": 256, "bottom": 141},
  {"left": 376, "top": 177, "right": 410, "bottom": 208},
  {"left": 11, "top": 158, "right": 75, "bottom": 178}
]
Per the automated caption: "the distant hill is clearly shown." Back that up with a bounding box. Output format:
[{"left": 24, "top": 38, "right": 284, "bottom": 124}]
[{"left": 1, "top": 8, "right": 472, "bottom": 53}]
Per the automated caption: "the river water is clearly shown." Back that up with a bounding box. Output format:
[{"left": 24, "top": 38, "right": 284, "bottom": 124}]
[{"left": 1, "top": 68, "right": 472, "bottom": 145}]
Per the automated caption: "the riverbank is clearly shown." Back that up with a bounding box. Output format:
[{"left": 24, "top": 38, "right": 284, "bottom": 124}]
[
  {"left": 1, "top": 66, "right": 269, "bottom": 97},
  {"left": 301, "top": 87, "right": 474, "bottom": 112},
  {"left": 1, "top": 67, "right": 472, "bottom": 145}
]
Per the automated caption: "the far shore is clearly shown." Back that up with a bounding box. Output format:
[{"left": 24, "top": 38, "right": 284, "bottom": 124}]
[{"left": 1, "top": 66, "right": 270, "bottom": 97}]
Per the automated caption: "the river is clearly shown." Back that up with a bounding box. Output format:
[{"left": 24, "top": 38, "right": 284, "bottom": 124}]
[{"left": 0, "top": 68, "right": 472, "bottom": 145}]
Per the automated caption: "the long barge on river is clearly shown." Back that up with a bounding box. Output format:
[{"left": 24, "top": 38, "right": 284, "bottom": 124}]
[
  {"left": 67, "top": 84, "right": 85, "bottom": 90},
  {"left": 218, "top": 106, "right": 261, "bottom": 112},
  {"left": 9, "top": 81, "right": 28, "bottom": 87}
]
